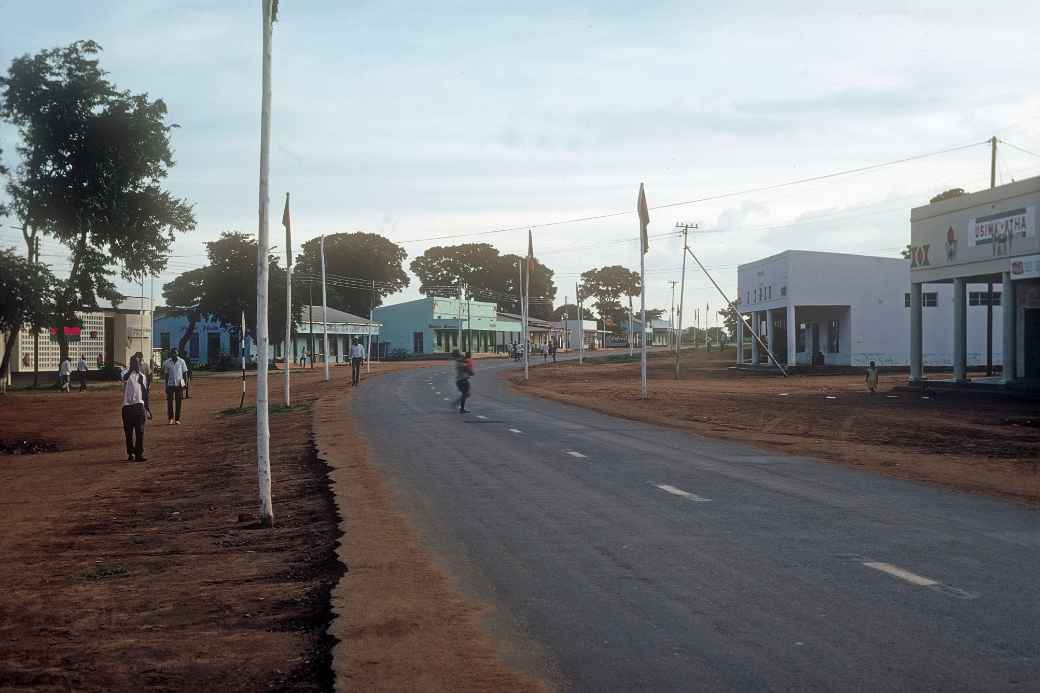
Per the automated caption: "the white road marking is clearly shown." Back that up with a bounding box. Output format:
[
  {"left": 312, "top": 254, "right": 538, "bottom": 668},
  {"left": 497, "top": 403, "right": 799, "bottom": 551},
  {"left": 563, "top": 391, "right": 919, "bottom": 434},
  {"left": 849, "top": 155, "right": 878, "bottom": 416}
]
[
  {"left": 443, "top": 398, "right": 451, "bottom": 402},
  {"left": 565, "top": 450, "right": 587, "bottom": 458},
  {"left": 509, "top": 428, "right": 524, "bottom": 434},
  {"left": 653, "top": 483, "right": 712, "bottom": 502},
  {"left": 476, "top": 415, "right": 487, "bottom": 419},
  {"left": 825, "top": 395, "right": 837, "bottom": 399},
  {"left": 862, "top": 562, "right": 938, "bottom": 586}
]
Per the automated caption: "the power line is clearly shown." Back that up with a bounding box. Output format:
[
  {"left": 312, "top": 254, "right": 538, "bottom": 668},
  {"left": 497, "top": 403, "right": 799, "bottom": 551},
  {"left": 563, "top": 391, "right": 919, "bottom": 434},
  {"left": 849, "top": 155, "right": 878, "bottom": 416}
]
[
  {"left": 395, "top": 139, "right": 989, "bottom": 244},
  {"left": 999, "top": 139, "right": 1040, "bottom": 160}
]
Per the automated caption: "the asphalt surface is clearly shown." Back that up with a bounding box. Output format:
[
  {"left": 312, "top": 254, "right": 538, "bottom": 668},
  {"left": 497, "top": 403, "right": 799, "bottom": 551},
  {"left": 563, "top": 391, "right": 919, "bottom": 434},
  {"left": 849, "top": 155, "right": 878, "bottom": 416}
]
[{"left": 354, "top": 354, "right": 1040, "bottom": 692}]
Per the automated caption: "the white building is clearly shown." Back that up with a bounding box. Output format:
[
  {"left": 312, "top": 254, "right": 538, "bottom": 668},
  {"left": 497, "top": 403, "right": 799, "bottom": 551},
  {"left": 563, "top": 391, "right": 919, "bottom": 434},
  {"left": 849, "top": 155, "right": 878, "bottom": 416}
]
[
  {"left": 910, "top": 176, "right": 1040, "bottom": 384},
  {"left": 736, "top": 250, "right": 1002, "bottom": 368}
]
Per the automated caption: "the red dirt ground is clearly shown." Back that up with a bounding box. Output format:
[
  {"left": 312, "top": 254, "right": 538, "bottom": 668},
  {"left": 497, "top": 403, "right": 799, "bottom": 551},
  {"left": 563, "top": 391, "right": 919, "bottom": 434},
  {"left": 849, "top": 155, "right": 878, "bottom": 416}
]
[
  {"left": 0, "top": 362, "right": 547, "bottom": 692},
  {"left": 512, "top": 348, "right": 1040, "bottom": 506}
]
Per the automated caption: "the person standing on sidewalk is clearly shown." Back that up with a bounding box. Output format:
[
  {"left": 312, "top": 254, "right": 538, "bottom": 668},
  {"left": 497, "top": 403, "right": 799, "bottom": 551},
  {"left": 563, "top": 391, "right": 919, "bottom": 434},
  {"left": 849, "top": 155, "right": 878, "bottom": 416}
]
[
  {"left": 59, "top": 356, "right": 72, "bottom": 392},
  {"left": 453, "top": 350, "right": 474, "bottom": 413},
  {"left": 162, "top": 348, "right": 188, "bottom": 425},
  {"left": 120, "top": 355, "right": 151, "bottom": 461},
  {"left": 77, "top": 354, "right": 88, "bottom": 391},
  {"left": 865, "top": 361, "right": 879, "bottom": 394},
  {"left": 350, "top": 338, "right": 365, "bottom": 386}
]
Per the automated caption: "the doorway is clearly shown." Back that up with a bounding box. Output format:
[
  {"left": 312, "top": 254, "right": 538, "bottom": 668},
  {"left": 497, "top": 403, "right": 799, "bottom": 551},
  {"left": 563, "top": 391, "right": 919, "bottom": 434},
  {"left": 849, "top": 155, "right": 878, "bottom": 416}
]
[
  {"left": 1024, "top": 309, "right": 1040, "bottom": 379},
  {"left": 207, "top": 332, "right": 221, "bottom": 363}
]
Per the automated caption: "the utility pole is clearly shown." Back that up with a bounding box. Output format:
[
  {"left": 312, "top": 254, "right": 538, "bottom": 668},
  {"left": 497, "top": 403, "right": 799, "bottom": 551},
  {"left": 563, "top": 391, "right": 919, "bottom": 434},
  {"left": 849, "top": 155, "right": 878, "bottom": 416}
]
[
  {"left": 283, "top": 192, "right": 292, "bottom": 406},
  {"left": 308, "top": 281, "right": 314, "bottom": 369},
  {"left": 987, "top": 135, "right": 997, "bottom": 377},
  {"left": 457, "top": 279, "right": 464, "bottom": 352},
  {"left": 367, "top": 279, "right": 374, "bottom": 372},
  {"left": 668, "top": 279, "right": 678, "bottom": 357},
  {"left": 576, "top": 282, "right": 584, "bottom": 365},
  {"left": 320, "top": 235, "right": 330, "bottom": 382},
  {"left": 674, "top": 222, "right": 694, "bottom": 378},
  {"left": 628, "top": 294, "right": 634, "bottom": 357},
  {"left": 255, "top": 0, "right": 275, "bottom": 527}
]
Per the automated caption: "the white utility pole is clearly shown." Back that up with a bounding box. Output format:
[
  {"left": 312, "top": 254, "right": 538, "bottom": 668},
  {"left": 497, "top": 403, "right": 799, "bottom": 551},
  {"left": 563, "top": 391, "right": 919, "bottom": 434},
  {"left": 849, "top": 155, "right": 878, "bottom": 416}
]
[
  {"left": 576, "top": 282, "right": 584, "bottom": 365},
  {"left": 240, "top": 309, "right": 247, "bottom": 409},
  {"left": 255, "top": 0, "right": 275, "bottom": 527},
  {"left": 283, "top": 192, "right": 292, "bottom": 406},
  {"left": 637, "top": 183, "right": 649, "bottom": 399},
  {"left": 367, "top": 279, "right": 374, "bottom": 373},
  {"left": 320, "top": 234, "right": 330, "bottom": 381},
  {"left": 629, "top": 294, "right": 634, "bottom": 357},
  {"left": 675, "top": 223, "right": 693, "bottom": 379}
]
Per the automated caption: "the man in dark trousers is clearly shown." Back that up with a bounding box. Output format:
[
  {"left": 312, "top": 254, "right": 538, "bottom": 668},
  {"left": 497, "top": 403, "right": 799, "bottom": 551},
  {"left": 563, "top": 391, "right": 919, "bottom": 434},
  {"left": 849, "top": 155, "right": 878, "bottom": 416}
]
[
  {"left": 350, "top": 338, "right": 365, "bottom": 386},
  {"left": 454, "top": 350, "right": 474, "bottom": 413},
  {"left": 162, "top": 348, "right": 188, "bottom": 425},
  {"left": 77, "top": 354, "right": 88, "bottom": 391},
  {"left": 120, "top": 355, "right": 151, "bottom": 461}
]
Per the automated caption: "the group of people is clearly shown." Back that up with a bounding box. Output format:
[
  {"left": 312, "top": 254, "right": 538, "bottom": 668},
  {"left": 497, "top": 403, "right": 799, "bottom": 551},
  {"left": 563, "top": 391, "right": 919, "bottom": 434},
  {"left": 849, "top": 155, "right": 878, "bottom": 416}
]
[{"left": 119, "top": 348, "right": 191, "bottom": 462}]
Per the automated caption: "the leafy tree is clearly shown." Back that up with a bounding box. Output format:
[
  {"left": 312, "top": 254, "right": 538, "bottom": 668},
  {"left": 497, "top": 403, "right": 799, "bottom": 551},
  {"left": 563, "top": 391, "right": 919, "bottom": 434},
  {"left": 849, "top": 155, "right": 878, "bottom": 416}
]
[
  {"left": 410, "top": 243, "right": 557, "bottom": 320},
  {"left": 579, "top": 265, "right": 642, "bottom": 330},
  {"left": 719, "top": 304, "right": 739, "bottom": 341},
  {"left": 0, "top": 248, "right": 55, "bottom": 386},
  {"left": 160, "top": 267, "right": 207, "bottom": 354},
  {"left": 295, "top": 232, "right": 409, "bottom": 316},
  {"left": 0, "top": 40, "right": 195, "bottom": 360},
  {"left": 552, "top": 303, "right": 596, "bottom": 320},
  {"left": 930, "top": 188, "right": 965, "bottom": 204},
  {"left": 163, "top": 232, "right": 301, "bottom": 351}
]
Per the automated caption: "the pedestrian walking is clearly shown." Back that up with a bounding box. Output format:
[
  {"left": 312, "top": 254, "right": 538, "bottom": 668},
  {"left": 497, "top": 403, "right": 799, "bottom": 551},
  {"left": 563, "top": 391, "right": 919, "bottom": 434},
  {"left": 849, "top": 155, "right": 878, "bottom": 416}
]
[
  {"left": 350, "top": 338, "right": 365, "bottom": 386},
  {"left": 543, "top": 345, "right": 549, "bottom": 363},
  {"left": 59, "top": 356, "right": 72, "bottom": 392},
  {"left": 182, "top": 358, "right": 192, "bottom": 399},
  {"left": 453, "top": 349, "right": 474, "bottom": 413},
  {"left": 551, "top": 342, "right": 557, "bottom": 363},
  {"left": 120, "top": 355, "right": 151, "bottom": 461},
  {"left": 866, "top": 361, "right": 879, "bottom": 394},
  {"left": 96, "top": 352, "right": 104, "bottom": 370},
  {"left": 162, "top": 348, "right": 188, "bottom": 425},
  {"left": 77, "top": 354, "right": 88, "bottom": 391}
]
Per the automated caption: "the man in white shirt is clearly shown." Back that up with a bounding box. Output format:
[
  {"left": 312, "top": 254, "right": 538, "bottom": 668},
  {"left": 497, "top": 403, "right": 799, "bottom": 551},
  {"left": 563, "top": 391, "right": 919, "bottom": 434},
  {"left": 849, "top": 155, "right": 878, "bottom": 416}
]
[
  {"left": 350, "top": 338, "right": 365, "bottom": 386},
  {"left": 162, "top": 348, "right": 188, "bottom": 425},
  {"left": 76, "top": 355, "right": 89, "bottom": 391},
  {"left": 121, "top": 355, "right": 151, "bottom": 461},
  {"left": 58, "top": 357, "right": 72, "bottom": 392}
]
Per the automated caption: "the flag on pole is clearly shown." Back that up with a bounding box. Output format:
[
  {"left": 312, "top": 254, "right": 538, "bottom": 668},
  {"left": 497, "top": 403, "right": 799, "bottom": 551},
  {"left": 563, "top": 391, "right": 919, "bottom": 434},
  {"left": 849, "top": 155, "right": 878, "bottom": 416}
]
[
  {"left": 282, "top": 193, "right": 292, "bottom": 268},
  {"left": 637, "top": 183, "right": 650, "bottom": 255}
]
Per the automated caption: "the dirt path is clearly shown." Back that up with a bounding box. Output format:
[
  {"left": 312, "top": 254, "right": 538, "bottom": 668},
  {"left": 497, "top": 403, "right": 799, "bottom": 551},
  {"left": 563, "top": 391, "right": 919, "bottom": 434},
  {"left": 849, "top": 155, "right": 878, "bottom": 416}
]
[
  {"left": 512, "top": 349, "right": 1040, "bottom": 506},
  {"left": 314, "top": 374, "right": 548, "bottom": 693}
]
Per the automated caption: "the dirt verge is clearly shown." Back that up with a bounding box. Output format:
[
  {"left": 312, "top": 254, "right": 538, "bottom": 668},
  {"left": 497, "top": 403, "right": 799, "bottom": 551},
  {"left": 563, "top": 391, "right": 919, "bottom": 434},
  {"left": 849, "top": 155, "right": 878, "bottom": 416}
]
[{"left": 313, "top": 377, "right": 549, "bottom": 693}]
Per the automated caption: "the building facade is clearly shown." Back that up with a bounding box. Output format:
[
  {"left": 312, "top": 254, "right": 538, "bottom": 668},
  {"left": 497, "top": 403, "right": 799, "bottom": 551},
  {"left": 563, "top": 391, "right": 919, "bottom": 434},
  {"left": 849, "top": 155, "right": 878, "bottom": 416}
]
[
  {"left": 909, "top": 177, "right": 1040, "bottom": 383},
  {"left": 8, "top": 303, "right": 152, "bottom": 374},
  {"left": 736, "top": 250, "right": 1003, "bottom": 368},
  {"left": 374, "top": 296, "right": 562, "bottom": 354},
  {"left": 153, "top": 305, "right": 379, "bottom": 365}
]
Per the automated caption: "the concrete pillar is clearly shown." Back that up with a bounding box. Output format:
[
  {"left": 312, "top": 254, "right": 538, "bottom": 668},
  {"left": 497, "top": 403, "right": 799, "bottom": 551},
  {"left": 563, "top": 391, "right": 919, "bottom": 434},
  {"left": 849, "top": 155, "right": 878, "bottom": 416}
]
[
  {"left": 786, "top": 304, "right": 797, "bottom": 367},
  {"left": 750, "top": 311, "right": 760, "bottom": 365},
  {"left": 953, "top": 278, "right": 967, "bottom": 382},
  {"left": 766, "top": 308, "right": 776, "bottom": 364},
  {"left": 1002, "top": 271, "right": 1016, "bottom": 383},
  {"left": 910, "top": 282, "right": 923, "bottom": 382},
  {"left": 736, "top": 313, "right": 745, "bottom": 364}
]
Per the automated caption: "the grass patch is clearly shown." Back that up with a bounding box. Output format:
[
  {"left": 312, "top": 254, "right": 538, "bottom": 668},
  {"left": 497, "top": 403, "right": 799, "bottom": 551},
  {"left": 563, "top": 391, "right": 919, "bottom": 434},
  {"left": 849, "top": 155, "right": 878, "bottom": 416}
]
[
  {"left": 84, "top": 565, "right": 129, "bottom": 580},
  {"left": 220, "top": 402, "right": 312, "bottom": 417}
]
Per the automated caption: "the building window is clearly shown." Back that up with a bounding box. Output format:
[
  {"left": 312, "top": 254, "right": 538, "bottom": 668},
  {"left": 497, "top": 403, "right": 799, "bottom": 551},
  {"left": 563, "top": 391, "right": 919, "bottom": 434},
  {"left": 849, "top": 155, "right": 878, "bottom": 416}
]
[
  {"left": 905, "top": 292, "right": 939, "bottom": 307},
  {"left": 747, "top": 290, "right": 751, "bottom": 304},
  {"left": 768, "top": 286, "right": 772, "bottom": 300},
  {"left": 160, "top": 332, "right": 170, "bottom": 351},
  {"left": 413, "top": 331, "right": 424, "bottom": 353},
  {"left": 189, "top": 333, "right": 199, "bottom": 358},
  {"left": 968, "top": 291, "right": 1001, "bottom": 306},
  {"left": 780, "top": 286, "right": 787, "bottom": 297},
  {"left": 230, "top": 335, "right": 240, "bottom": 358},
  {"left": 828, "top": 320, "right": 840, "bottom": 353}
]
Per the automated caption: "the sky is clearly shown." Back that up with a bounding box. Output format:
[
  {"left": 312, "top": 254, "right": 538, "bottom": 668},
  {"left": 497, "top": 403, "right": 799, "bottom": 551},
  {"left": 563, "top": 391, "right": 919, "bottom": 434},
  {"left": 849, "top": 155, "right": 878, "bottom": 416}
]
[{"left": 2, "top": 0, "right": 1040, "bottom": 328}]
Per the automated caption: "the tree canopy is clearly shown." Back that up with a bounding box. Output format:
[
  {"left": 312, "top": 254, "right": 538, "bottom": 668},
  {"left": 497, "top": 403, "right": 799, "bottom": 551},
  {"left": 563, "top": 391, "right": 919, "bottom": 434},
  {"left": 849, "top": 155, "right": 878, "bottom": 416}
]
[
  {"left": 0, "top": 247, "right": 55, "bottom": 382},
  {"left": 578, "top": 265, "right": 642, "bottom": 330},
  {"left": 162, "top": 232, "right": 302, "bottom": 351},
  {"left": 0, "top": 40, "right": 195, "bottom": 358},
  {"left": 295, "top": 232, "right": 409, "bottom": 316},
  {"left": 410, "top": 243, "right": 557, "bottom": 320}
]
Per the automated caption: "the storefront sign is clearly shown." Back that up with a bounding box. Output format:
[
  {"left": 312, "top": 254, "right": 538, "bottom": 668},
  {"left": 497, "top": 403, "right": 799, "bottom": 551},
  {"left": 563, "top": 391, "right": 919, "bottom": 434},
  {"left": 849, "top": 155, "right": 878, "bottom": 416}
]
[
  {"left": 1010, "top": 254, "right": 1040, "bottom": 280},
  {"left": 969, "top": 206, "right": 1036, "bottom": 255}
]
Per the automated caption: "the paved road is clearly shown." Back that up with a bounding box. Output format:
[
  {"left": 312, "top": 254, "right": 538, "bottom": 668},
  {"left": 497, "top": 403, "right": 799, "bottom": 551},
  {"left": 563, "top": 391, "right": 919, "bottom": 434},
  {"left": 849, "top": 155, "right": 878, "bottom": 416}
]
[{"left": 354, "top": 355, "right": 1040, "bottom": 692}]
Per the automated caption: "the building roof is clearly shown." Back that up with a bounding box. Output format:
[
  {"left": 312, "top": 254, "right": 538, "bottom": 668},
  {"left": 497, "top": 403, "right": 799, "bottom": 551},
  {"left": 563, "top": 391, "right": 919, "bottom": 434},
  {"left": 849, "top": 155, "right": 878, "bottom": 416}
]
[
  {"left": 737, "top": 249, "right": 905, "bottom": 270},
  {"left": 299, "top": 305, "right": 378, "bottom": 325},
  {"left": 497, "top": 311, "right": 553, "bottom": 328}
]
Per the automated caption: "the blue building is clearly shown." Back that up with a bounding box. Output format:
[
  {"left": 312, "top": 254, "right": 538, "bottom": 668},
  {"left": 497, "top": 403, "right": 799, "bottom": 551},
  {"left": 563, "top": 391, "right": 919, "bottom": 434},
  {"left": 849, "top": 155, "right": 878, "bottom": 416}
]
[{"left": 153, "top": 305, "right": 380, "bottom": 364}]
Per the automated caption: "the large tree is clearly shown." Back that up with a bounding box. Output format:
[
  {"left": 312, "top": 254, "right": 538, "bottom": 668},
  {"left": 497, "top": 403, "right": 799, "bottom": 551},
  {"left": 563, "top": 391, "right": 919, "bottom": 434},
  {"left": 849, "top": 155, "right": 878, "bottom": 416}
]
[
  {"left": 1, "top": 40, "right": 195, "bottom": 360},
  {"left": 410, "top": 243, "right": 557, "bottom": 319},
  {"left": 163, "top": 232, "right": 302, "bottom": 351},
  {"left": 295, "top": 231, "right": 409, "bottom": 316},
  {"left": 579, "top": 265, "right": 642, "bottom": 331},
  {"left": 0, "top": 248, "right": 55, "bottom": 389}
]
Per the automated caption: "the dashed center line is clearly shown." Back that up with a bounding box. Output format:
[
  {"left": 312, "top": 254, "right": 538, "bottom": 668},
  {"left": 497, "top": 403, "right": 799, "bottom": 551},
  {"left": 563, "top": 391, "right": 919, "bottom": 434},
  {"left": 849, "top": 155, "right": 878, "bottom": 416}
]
[
  {"left": 862, "top": 561, "right": 937, "bottom": 586},
  {"left": 476, "top": 415, "right": 487, "bottom": 420},
  {"left": 442, "top": 398, "right": 450, "bottom": 402},
  {"left": 565, "top": 450, "right": 587, "bottom": 458},
  {"left": 508, "top": 428, "right": 524, "bottom": 434},
  {"left": 653, "top": 483, "right": 712, "bottom": 502}
]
